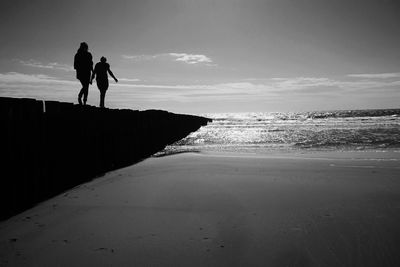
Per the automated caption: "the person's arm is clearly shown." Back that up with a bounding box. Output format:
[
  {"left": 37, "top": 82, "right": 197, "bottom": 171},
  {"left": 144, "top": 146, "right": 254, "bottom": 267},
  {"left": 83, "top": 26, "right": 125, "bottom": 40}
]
[
  {"left": 90, "top": 67, "right": 96, "bottom": 84},
  {"left": 89, "top": 53, "right": 93, "bottom": 72},
  {"left": 89, "top": 54, "right": 94, "bottom": 84},
  {"left": 108, "top": 66, "right": 118, "bottom": 83},
  {"left": 73, "top": 54, "right": 78, "bottom": 70}
]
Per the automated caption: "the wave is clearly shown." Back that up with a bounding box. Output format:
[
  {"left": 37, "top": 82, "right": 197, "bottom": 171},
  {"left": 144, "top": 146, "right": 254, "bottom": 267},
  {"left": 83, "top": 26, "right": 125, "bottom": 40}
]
[
  {"left": 166, "top": 109, "right": 400, "bottom": 153},
  {"left": 304, "top": 109, "right": 400, "bottom": 119}
]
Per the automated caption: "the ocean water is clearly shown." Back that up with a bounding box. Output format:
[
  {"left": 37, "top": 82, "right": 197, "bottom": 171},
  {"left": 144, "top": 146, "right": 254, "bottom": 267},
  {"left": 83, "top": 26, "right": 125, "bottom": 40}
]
[{"left": 161, "top": 109, "right": 400, "bottom": 155}]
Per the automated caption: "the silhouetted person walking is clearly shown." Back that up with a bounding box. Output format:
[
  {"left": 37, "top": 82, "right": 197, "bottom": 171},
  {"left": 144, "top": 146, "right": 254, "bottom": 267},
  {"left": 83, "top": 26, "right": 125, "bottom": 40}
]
[
  {"left": 74, "top": 42, "right": 93, "bottom": 105},
  {"left": 91, "top": 57, "right": 118, "bottom": 108}
]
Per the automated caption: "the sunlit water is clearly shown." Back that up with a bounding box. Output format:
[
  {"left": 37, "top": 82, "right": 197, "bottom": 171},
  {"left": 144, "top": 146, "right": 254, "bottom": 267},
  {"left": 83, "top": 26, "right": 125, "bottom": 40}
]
[{"left": 159, "top": 109, "right": 400, "bottom": 155}]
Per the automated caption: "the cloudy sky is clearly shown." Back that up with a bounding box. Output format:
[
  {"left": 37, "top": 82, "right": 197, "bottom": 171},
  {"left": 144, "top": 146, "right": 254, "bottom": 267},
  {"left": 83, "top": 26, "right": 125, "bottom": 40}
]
[{"left": 0, "top": 0, "right": 399, "bottom": 113}]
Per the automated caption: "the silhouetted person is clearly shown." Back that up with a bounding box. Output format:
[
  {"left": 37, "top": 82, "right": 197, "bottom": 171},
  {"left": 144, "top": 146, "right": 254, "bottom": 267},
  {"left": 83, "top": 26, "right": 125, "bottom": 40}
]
[
  {"left": 91, "top": 57, "right": 118, "bottom": 108},
  {"left": 74, "top": 42, "right": 93, "bottom": 105}
]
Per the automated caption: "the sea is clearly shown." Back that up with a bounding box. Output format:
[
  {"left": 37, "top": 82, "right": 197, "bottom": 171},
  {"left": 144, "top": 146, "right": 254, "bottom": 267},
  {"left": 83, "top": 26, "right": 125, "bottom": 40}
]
[{"left": 159, "top": 109, "right": 400, "bottom": 156}]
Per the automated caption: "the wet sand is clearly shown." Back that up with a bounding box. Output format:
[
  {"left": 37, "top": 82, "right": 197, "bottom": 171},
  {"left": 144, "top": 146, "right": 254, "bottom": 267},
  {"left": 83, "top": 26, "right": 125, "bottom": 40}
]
[{"left": 1, "top": 151, "right": 400, "bottom": 266}]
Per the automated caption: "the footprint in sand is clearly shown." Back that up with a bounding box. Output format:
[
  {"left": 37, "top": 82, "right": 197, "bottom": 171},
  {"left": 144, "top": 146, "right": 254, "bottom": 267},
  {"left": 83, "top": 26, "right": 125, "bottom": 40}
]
[
  {"left": 35, "top": 222, "right": 45, "bottom": 228},
  {"left": 202, "top": 237, "right": 215, "bottom": 243},
  {"left": 95, "top": 247, "right": 114, "bottom": 253}
]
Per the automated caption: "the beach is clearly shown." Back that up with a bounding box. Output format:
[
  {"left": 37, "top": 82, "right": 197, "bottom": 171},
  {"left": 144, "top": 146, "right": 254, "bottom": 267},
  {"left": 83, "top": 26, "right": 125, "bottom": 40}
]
[{"left": 1, "top": 150, "right": 399, "bottom": 266}]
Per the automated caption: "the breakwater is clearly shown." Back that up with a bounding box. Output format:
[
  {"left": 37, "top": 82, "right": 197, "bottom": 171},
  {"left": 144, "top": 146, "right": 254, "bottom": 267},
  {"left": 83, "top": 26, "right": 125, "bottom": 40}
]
[{"left": 0, "top": 97, "right": 211, "bottom": 220}]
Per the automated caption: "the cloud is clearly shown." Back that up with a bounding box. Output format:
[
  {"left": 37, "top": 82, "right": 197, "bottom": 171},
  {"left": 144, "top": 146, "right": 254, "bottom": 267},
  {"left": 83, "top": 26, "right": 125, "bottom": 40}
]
[
  {"left": 17, "top": 59, "right": 73, "bottom": 72},
  {"left": 1, "top": 71, "right": 399, "bottom": 111},
  {"left": 168, "top": 53, "right": 213, "bottom": 65},
  {"left": 271, "top": 77, "right": 336, "bottom": 90},
  {"left": 113, "top": 77, "right": 141, "bottom": 82},
  {"left": 0, "top": 72, "right": 78, "bottom": 102},
  {"left": 2, "top": 71, "right": 399, "bottom": 96},
  {"left": 0, "top": 72, "right": 74, "bottom": 84},
  {"left": 0, "top": 72, "right": 142, "bottom": 85},
  {"left": 111, "top": 82, "right": 271, "bottom": 96},
  {"left": 122, "top": 52, "right": 215, "bottom": 66},
  {"left": 121, "top": 54, "right": 159, "bottom": 61},
  {"left": 269, "top": 76, "right": 400, "bottom": 92},
  {"left": 347, "top": 73, "right": 400, "bottom": 79}
]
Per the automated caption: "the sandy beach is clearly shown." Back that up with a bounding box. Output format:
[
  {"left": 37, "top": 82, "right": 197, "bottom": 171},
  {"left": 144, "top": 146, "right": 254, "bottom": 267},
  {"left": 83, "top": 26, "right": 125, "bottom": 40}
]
[{"left": 1, "top": 151, "right": 400, "bottom": 266}]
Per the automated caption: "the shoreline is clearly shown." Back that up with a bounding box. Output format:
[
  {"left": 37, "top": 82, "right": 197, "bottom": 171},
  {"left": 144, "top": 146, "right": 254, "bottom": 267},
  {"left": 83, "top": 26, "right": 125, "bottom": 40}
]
[
  {"left": 158, "top": 148, "right": 400, "bottom": 161},
  {"left": 1, "top": 151, "right": 400, "bottom": 266}
]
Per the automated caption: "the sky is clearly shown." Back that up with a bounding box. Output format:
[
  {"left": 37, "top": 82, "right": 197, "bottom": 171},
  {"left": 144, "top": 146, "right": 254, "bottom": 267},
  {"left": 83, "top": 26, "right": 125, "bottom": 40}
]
[{"left": 0, "top": 0, "right": 399, "bottom": 114}]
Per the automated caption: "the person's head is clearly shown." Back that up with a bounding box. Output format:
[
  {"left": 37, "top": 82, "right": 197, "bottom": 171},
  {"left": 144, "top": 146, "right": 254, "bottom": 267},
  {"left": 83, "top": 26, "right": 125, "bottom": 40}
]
[
  {"left": 79, "top": 42, "right": 88, "bottom": 51},
  {"left": 100, "top": 56, "right": 107, "bottom": 63}
]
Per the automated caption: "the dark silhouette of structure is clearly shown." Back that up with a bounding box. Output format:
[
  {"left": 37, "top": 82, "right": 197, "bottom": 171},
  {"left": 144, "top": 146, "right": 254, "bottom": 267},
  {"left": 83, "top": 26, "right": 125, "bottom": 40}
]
[
  {"left": 91, "top": 57, "right": 118, "bottom": 108},
  {"left": 74, "top": 42, "right": 93, "bottom": 105},
  {"left": 0, "top": 96, "right": 212, "bottom": 220}
]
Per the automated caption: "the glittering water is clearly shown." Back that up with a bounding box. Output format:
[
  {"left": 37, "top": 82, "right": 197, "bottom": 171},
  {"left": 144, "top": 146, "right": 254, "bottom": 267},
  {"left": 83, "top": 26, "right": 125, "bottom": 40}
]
[{"left": 161, "top": 109, "right": 400, "bottom": 155}]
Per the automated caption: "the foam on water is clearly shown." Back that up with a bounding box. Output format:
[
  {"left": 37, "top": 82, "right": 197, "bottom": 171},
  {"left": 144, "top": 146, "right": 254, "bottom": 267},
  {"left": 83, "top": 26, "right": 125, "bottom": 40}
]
[{"left": 160, "top": 109, "right": 400, "bottom": 155}]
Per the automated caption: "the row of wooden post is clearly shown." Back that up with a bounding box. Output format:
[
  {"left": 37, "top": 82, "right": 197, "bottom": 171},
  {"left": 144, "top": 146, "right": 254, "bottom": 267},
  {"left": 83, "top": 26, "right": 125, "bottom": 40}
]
[{"left": 0, "top": 97, "right": 211, "bottom": 220}]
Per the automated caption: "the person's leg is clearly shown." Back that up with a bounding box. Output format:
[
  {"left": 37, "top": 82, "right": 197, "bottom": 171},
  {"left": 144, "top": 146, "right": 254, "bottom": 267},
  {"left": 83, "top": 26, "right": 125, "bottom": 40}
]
[
  {"left": 82, "top": 82, "right": 89, "bottom": 105},
  {"left": 78, "top": 80, "right": 85, "bottom": 105},
  {"left": 100, "top": 90, "right": 106, "bottom": 108},
  {"left": 98, "top": 80, "right": 108, "bottom": 108},
  {"left": 78, "top": 72, "right": 91, "bottom": 105}
]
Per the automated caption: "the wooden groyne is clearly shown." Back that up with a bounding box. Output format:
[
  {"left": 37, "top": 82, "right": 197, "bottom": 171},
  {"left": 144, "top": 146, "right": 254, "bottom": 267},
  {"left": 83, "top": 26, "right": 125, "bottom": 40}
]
[{"left": 0, "top": 97, "right": 211, "bottom": 220}]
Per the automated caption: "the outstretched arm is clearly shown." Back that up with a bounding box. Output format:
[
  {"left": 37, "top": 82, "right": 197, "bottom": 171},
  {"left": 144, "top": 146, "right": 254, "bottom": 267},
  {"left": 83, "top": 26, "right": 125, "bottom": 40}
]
[{"left": 108, "top": 68, "right": 118, "bottom": 83}]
